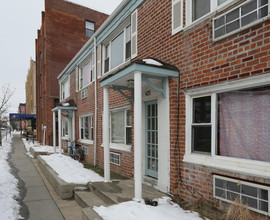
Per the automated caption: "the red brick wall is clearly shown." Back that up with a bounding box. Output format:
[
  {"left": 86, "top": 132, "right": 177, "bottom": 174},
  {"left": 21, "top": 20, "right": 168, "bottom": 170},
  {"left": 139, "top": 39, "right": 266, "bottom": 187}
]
[
  {"left": 136, "top": 0, "right": 270, "bottom": 217},
  {"left": 36, "top": 0, "right": 108, "bottom": 145}
]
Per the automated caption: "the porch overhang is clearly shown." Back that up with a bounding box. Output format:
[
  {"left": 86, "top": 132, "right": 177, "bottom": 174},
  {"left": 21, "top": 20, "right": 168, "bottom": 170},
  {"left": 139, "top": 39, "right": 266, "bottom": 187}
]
[
  {"left": 52, "top": 106, "right": 77, "bottom": 112},
  {"left": 100, "top": 61, "right": 179, "bottom": 88}
]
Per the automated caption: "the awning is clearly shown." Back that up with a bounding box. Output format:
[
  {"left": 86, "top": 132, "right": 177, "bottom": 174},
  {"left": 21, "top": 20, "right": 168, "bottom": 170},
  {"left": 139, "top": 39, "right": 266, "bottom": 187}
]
[{"left": 9, "top": 113, "right": 36, "bottom": 120}]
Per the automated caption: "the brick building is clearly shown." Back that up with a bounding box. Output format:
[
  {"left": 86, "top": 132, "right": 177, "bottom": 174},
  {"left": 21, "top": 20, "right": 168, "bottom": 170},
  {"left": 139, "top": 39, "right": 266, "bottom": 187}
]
[
  {"left": 25, "top": 58, "right": 36, "bottom": 131},
  {"left": 54, "top": 0, "right": 270, "bottom": 218},
  {"left": 35, "top": 0, "right": 108, "bottom": 145}
]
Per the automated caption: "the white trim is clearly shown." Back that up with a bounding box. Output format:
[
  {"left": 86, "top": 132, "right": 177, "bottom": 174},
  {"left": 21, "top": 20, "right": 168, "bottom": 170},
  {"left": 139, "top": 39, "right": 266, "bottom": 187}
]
[
  {"left": 131, "top": 9, "right": 138, "bottom": 59},
  {"left": 79, "top": 139, "right": 94, "bottom": 145},
  {"left": 79, "top": 114, "right": 94, "bottom": 142}
]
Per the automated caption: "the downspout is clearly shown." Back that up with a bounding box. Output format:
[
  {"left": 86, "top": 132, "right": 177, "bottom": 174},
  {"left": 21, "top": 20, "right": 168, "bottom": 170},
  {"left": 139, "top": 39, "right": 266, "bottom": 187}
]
[{"left": 94, "top": 37, "right": 97, "bottom": 166}]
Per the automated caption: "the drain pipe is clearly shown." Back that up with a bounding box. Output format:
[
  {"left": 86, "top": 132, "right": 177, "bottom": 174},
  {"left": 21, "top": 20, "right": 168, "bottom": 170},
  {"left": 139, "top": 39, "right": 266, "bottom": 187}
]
[{"left": 94, "top": 37, "right": 97, "bottom": 166}]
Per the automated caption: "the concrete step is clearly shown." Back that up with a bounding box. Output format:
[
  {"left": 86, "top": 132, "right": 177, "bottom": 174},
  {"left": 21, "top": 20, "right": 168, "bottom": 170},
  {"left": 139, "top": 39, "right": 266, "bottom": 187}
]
[
  {"left": 74, "top": 190, "right": 109, "bottom": 208},
  {"left": 82, "top": 207, "right": 102, "bottom": 220},
  {"left": 88, "top": 182, "right": 117, "bottom": 205}
]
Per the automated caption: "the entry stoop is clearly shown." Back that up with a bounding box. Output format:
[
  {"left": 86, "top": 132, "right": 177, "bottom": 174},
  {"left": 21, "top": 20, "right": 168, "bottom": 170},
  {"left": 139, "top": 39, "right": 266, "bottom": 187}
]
[{"left": 75, "top": 179, "right": 166, "bottom": 219}]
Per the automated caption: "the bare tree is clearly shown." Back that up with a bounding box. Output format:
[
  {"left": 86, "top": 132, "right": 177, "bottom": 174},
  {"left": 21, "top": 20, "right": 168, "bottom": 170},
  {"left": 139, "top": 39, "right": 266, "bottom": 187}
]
[{"left": 0, "top": 85, "right": 15, "bottom": 146}]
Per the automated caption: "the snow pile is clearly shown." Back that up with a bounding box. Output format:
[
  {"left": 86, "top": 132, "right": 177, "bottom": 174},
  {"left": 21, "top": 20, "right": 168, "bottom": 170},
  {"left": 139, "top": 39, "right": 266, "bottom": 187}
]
[
  {"left": 22, "top": 139, "right": 62, "bottom": 158},
  {"left": 40, "top": 154, "right": 104, "bottom": 184},
  {"left": 0, "top": 134, "right": 21, "bottom": 220},
  {"left": 142, "top": 58, "right": 163, "bottom": 66},
  {"left": 94, "top": 197, "right": 204, "bottom": 220}
]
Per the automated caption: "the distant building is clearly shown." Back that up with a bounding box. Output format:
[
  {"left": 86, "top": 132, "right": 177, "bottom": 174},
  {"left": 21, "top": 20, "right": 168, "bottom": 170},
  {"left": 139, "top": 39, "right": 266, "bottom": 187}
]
[
  {"left": 35, "top": 0, "right": 108, "bottom": 145},
  {"left": 18, "top": 103, "right": 26, "bottom": 130},
  {"left": 25, "top": 58, "right": 36, "bottom": 132}
]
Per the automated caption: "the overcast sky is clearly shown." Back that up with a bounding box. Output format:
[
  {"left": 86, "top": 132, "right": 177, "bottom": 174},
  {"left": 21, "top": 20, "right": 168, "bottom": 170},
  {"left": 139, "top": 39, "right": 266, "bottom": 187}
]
[{"left": 0, "top": 0, "right": 122, "bottom": 114}]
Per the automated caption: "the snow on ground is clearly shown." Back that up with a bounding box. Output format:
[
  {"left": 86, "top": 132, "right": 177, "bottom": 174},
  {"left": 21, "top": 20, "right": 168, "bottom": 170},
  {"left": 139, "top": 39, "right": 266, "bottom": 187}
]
[
  {"left": 40, "top": 154, "right": 104, "bottom": 184},
  {"left": 22, "top": 138, "right": 62, "bottom": 158},
  {"left": 0, "top": 133, "right": 21, "bottom": 220},
  {"left": 94, "top": 196, "right": 204, "bottom": 220}
]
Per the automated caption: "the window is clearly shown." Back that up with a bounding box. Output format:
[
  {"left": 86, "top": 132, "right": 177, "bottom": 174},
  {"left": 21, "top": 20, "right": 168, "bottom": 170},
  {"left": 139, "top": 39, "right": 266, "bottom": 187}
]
[
  {"left": 79, "top": 58, "right": 94, "bottom": 90},
  {"left": 82, "top": 146, "right": 89, "bottom": 155},
  {"left": 61, "top": 76, "right": 70, "bottom": 101},
  {"left": 110, "top": 109, "right": 132, "bottom": 145},
  {"left": 214, "top": 0, "right": 269, "bottom": 40},
  {"left": 62, "top": 118, "right": 69, "bottom": 137},
  {"left": 110, "top": 152, "right": 121, "bottom": 166},
  {"left": 214, "top": 175, "right": 269, "bottom": 215},
  {"left": 172, "top": 0, "right": 183, "bottom": 34},
  {"left": 85, "top": 21, "right": 95, "bottom": 38},
  {"left": 186, "top": 0, "right": 234, "bottom": 26},
  {"left": 187, "top": 84, "right": 270, "bottom": 162},
  {"left": 103, "top": 25, "right": 132, "bottom": 74},
  {"left": 80, "top": 115, "right": 93, "bottom": 141}
]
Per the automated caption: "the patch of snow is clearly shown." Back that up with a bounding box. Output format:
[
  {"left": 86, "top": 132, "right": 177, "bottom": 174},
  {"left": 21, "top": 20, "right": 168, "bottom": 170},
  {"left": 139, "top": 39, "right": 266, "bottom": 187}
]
[
  {"left": 40, "top": 154, "right": 104, "bottom": 184},
  {"left": 94, "top": 197, "right": 204, "bottom": 220},
  {"left": 0, "top": 133, "right": 22, "bottom": 220},
  {"left": 142, "top": 59, "right": 163, "bottom": 66}
]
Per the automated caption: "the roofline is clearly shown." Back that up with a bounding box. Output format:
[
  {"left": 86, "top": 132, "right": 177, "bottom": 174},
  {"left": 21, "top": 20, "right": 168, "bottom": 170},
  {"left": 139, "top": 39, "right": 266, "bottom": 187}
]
[{"left": 57, "top": 0, "right": 130, "bottom": 80}]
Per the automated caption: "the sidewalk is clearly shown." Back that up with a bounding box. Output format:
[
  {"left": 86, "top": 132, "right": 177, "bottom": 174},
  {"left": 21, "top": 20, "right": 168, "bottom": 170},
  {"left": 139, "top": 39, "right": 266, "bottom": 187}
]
[{"left": 9, "top": 134, "right": 65, "bottom": 220}]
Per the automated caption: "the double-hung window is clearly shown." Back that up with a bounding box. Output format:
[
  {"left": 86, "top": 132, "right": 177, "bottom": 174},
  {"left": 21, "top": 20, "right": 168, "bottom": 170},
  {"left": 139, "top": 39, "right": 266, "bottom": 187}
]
[
  {"left": 79, "top": 58, "right": 93, "bottom": 90},
  {"left": 186, "top": 77, "right": 270, "bottom": 163},
  {"left": 61, "top": 76, "right": 70, "bottom": 101},
  {"left": 110, "top": 109, "right": 132, "bottom": 145},
  {"left": 103, "top": 25, "right": 131, "bottom": 74},
  {"left": 80, "top": 115, "right": 93, "bottom": 142},
  {"left": 85, "top": 20, "right": 95, "bottom": 38},
  {"left": 186, "top": 0, "right": 234, "bottom": 26}
]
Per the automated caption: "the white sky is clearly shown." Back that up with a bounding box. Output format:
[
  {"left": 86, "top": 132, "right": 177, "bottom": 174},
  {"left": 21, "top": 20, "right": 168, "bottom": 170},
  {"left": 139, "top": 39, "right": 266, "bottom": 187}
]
[{"left": 0, "top": 0, "right": 122, "bottom": 114}]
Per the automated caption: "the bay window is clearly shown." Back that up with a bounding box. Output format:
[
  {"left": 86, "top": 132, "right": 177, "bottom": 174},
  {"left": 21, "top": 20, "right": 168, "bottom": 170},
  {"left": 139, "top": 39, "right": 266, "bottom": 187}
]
[
  {"left": 80, "top": 115, "right": 93, "bottom": 142},
  {"left": 110, "top": 109, "right": 132, "bottom": 145}
]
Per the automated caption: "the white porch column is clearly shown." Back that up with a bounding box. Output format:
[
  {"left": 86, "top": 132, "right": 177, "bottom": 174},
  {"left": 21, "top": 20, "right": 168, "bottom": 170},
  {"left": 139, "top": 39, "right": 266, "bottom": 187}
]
[
  {"left": 53, "top": 110, "right": 56, "bottom": 153},
  {"left": 134, "top": 71, "right": 142, "bottom": 201},
  {"left": 103, "top": 86, "right": 110, "bottom": 182},
  {"left": 72, "top": 111, "right": 75, "bottom": 142},
  {"left": 58, "top": 109, "right": 62, "bottom": 154}
]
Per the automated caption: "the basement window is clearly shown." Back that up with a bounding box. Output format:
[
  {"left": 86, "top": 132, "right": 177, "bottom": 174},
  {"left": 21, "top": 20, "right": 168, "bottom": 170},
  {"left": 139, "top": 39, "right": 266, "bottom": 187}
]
[
  {"left": 214, "top": 175, "right": 270, "bottom": 215},
  {"left": 110, "top": 152, "right": 121, "bottom": 166}
]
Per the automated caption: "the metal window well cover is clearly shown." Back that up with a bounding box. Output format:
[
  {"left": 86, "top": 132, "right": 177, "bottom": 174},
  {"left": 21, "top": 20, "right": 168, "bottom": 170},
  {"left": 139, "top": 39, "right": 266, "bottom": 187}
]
[{"left": 9, "top": 113, "right": 36, "bottom": 120}]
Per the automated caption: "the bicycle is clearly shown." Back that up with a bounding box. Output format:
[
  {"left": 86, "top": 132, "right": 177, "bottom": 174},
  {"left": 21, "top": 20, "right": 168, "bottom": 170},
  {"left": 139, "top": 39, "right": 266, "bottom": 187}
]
[{"left": 68, "top": 140, "right": 84, "bottom": 162}]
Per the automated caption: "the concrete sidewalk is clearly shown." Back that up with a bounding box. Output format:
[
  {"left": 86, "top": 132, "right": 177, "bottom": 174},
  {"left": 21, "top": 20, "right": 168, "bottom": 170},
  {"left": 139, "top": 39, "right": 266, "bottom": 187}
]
[{"left": 9, "top": 134, "right": 65, "bottom": 220}]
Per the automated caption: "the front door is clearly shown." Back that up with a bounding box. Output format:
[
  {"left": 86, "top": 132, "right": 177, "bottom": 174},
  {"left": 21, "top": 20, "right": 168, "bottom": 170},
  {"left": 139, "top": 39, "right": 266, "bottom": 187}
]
[{"left": 145, "top": 100, "right": 158, "bottom": 179}]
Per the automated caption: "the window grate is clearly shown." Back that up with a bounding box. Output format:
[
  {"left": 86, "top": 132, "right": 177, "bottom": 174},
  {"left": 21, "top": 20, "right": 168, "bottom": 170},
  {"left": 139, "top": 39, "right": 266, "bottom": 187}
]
[
  {"left": 213, "top": 0, "right": 269, "bottom": 40},
  {"left": 110, "top": 152, "right": 121, "bottom": 166},
  {"left": 214, "top": 175, "right": 270, "bottom": 215}
]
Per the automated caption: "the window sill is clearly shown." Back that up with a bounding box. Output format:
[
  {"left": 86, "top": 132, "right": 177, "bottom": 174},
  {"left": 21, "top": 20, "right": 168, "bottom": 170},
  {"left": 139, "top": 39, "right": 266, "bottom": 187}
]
[
  {"left": 79, "top": 139, "right": 93, "bottom": 145},
  {"left": 101, "top": 143, "right": 132, "bottom": 152},
  {"left": 61, "top": 137, "right": 69, "bottom": 141},
  {"left": 183, "top": 154, "right": 270, "bottom": 179}
]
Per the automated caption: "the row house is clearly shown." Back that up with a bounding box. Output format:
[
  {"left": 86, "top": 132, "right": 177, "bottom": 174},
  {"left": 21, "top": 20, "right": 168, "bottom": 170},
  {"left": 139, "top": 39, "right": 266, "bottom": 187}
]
[
  {"left": 35, "top": 0, "right": 108, "bottom": 146},
  {"left": 54, "top": 0, "right": 270, "bottom": 218}
]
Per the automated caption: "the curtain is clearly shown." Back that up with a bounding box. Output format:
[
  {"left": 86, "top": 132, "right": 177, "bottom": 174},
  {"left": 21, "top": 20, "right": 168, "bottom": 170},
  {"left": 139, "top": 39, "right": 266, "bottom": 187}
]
[{"left": 218, "top": 88, "right": 270, "bottom": 162}]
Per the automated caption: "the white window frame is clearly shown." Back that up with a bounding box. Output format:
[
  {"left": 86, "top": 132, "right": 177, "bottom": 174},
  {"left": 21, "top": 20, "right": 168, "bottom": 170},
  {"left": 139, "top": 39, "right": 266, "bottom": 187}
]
[
  {"left": 172, "top": 0, "right": 184, "bottom": 35},
  {"left": 213, "top": 175, "right": 270, "bottom": 215},
  {"left": 78, "top": 56, "right": 94, "bottom": 90},
  {"left": 184, "top": 74, "right": 270, "bottom": 179},
  {"left": 85, "top": 20, "right": 95, "bottom": 38},
  {"left": 60, "top": 75, "right": 70, "bottom": 101},
  {"left": 82, "top": 146, "right": 89, "bottom": 155},
  {"left": 110, "top": 152, "right": 121, "bottom": 166},
  {"left": 79, "top": 114, "right": 93, "bottom": 144},
  {"left": 109, "top": 107, "right": 132, "bottom": 152},
  {"left": 102, "top": 24, "right": 131, "bottom": 75},
  {"left": 185, "top": 0, "right": 236, "bottom": 28},
  {"left": 213, "top": 0, "right": 270, "bottom": 41}
]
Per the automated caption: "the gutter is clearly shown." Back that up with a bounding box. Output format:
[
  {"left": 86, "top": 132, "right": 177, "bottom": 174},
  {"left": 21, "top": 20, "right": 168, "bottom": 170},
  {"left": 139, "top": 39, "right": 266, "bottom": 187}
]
[
  {"left": 57, "top": 0, "right": 130, "bottom": 80},
  {"left": 94, "top": 37, "right": 97, "bottom": 166}
]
